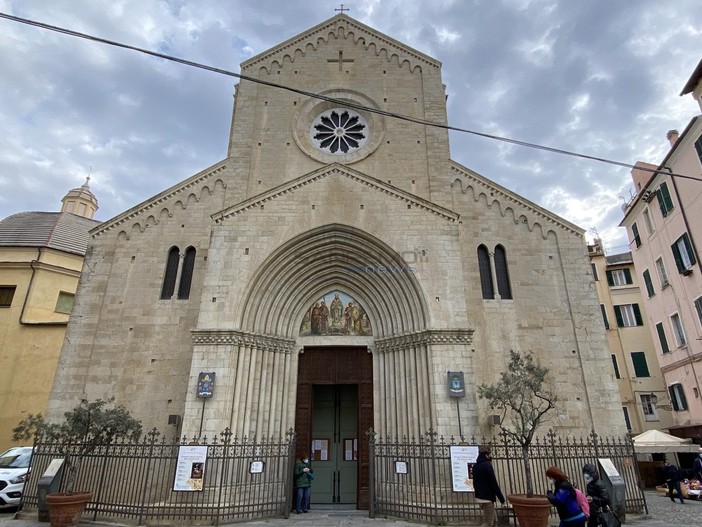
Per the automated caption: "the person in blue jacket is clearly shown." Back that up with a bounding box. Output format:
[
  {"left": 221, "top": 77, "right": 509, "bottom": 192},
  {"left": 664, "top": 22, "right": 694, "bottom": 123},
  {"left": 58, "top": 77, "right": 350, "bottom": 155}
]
[{"left": 546, "top": 466, "right": 587, "bottom": 527}]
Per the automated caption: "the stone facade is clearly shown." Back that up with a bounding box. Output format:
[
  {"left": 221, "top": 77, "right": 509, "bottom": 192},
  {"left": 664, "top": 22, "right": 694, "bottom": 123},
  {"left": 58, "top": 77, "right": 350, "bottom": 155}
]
[{"left": 48, "top": 15, "right": 625, "bottom": 443}]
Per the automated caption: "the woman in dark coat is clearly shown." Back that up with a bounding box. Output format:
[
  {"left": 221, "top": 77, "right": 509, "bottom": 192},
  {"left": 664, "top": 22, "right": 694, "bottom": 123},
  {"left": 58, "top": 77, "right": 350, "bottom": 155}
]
[
  {"left": 546, "top": 466, "right": 587, "bottom": 527},
  {"left": 583, "top": 463, "right": 610, "bottom": 527},
  {"left": 472, "top": 447, "right": 505, "bottom": 527}
]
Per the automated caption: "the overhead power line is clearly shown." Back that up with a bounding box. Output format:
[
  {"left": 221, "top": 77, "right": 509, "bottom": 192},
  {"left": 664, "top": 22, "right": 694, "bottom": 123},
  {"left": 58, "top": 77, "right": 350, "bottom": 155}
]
[{"left": 0, "top": 12, "right": 699, "bottom": 184}]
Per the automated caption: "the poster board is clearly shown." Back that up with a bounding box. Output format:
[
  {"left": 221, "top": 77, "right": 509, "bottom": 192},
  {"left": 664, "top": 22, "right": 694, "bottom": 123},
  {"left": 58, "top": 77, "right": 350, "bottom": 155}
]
[
  {"left": 173, "top": 445, "right": 208, "bottom": 491},
  {"left": 449, "top": 445, "right": 479, "bottom": 492}
]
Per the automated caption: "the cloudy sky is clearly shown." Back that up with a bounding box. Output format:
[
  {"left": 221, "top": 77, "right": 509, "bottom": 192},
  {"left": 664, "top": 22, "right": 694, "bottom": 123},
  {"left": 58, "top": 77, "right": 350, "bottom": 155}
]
[{"left": 0, "top": 1, "right": 700, "bottom": 254}]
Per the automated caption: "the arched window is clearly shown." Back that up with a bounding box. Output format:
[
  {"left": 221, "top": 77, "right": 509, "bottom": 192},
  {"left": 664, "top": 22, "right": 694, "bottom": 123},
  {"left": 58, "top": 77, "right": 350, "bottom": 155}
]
[
  {"left": 178, "top": 246, "right": 196, "bottom": 300},
  {"left": 477, "top": 245, "right": 494, "bottom": 299},
  {"left": 494, "top": 244, "right": 512, "bottom": 299},
  {"left": 160, "top": 247, "right": 180, "bottom": 299}
]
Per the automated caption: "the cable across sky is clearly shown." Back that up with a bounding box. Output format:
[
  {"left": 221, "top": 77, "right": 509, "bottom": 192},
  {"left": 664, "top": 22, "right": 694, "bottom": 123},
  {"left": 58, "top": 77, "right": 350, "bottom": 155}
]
[{"left": 0, "top": 11, "right": 699, "bottom": 184}]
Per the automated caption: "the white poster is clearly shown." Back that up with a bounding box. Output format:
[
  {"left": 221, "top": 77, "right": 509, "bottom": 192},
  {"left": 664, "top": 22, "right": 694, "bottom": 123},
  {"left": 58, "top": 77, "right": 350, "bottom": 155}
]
[
  {"left": 173, "top": 445, "right": 208, "bottom": 491},
  {"left": 450, "top": 445, "right": 479, "bottom": 492}
]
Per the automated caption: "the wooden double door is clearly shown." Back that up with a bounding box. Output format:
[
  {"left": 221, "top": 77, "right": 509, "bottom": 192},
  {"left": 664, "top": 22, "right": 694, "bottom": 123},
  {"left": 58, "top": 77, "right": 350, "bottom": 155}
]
[{"left": 295, "top": 347, "right": 373, "bottom": 509}]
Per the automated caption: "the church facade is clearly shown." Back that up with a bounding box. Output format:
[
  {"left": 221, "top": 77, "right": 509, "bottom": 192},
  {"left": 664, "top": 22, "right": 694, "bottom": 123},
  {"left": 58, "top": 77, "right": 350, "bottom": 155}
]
[{"left": 48, "top": 15, "right": 625, "bottom": 507}]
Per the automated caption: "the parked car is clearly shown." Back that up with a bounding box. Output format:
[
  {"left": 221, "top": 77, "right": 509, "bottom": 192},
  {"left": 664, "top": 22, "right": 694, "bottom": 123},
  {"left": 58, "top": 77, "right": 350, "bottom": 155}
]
[{"left": 0, "top": 446, "right": 33, "bottom": 509}]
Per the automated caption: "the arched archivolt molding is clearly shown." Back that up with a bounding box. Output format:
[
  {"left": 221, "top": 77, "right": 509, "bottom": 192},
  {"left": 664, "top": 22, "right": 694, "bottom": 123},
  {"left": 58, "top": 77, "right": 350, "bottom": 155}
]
[{"left": 239, "top": 224, "right": 429, "bottom": 338}]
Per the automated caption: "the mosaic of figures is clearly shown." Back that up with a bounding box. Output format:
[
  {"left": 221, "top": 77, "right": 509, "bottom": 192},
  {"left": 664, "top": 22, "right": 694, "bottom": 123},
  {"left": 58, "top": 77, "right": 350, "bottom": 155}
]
[{"left": 299, "top": 291, "right": 372, "bottom": 336}]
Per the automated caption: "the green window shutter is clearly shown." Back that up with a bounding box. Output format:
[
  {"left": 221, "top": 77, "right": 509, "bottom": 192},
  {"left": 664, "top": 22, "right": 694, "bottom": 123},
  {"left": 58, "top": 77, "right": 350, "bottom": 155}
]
[
  {"left": 671, "top": 240, "right": 685, "bottom": 273},
  {"left": 632, "top": 303, "right": 643, "bottom": 326},
  {"left": 614, "top": 305, "right": 624, "bottom": 327},
  {"left": 656, "top": 322, "right": 670, "bottom": 354},
  {"left": 695, "top": 298, "right": 702, "bottom": 326},
  {"left": 643, "top": 270, "right": 654, "bottom": 297},
  {"left": 679, "top": 386, "right": 689, "bottom": 410},
  {"left": 632, "top": 223, "right": 641, "bottom": 248},
  {"left": 600, "top": 304, "right": 609, "bottom": 330},
  {"left": 669, "top": 385, "right": 680, "bottom": 411},
  {"left": 611, "top": 355, "right": 620, "bottom": 379},
  {"left": 631, "top": 352, "right": 650, "bottom": 377},
  {"left": 695, "top": 135, "right": 702, "bottom": 164},
  {"left": 657, "top": 189, "right": 667, "bottom": 217},
  {"left": 623, "top": 268, "right": 632, "bottom": 284},
  {"left": 660, "top": 182, "right": 674, "bottom": 214},
  {"left": 606, "top": 270, "right": 614, "bottom": 286},
  {"left": 682, "top": 233, "right": 697, "bottom": 266},
  {"left": 591, "top": 263, "right": 598, "bottom": 281}
]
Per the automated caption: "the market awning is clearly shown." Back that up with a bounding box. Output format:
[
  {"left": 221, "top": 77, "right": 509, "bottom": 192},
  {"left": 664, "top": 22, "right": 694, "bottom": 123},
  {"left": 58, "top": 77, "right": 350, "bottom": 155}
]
[{"left": 632, "top": 429, "right": 700, "bottom": 453}]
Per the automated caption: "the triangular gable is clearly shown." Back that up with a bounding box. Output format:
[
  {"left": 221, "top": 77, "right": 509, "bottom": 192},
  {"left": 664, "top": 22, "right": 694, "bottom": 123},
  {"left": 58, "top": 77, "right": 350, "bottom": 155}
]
[
  {"left": 212, "top": 163, "right": 459, "bottom": 223},
  {"left": 449, "top": 159, "right": 584, "bottom": 237},
  {"left": 241, "top": 14, "right": 440, "bottom": 75}
]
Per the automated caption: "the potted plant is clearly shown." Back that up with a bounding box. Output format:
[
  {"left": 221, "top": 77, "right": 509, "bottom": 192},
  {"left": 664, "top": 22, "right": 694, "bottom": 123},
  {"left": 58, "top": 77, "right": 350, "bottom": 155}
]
[
  {"left": 13, "top": 398, "right": 142, "bottom": 527},
  {"left": 478, "top": 350, "right": 557, "bottom": 527}
]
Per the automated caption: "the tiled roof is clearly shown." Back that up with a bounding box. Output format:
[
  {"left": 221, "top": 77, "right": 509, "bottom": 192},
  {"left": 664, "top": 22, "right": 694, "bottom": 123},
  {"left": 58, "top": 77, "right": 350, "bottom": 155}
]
[
  {"left": 606, "top": 251, "right": 633, "bottom": 266},
  {"left": 0, "top": 212, "right": 101, "bottom": 255}
]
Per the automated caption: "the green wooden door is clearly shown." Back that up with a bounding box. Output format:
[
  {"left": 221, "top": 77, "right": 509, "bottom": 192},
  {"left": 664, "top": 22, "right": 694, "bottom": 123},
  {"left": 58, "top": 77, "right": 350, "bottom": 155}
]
[{"left": 310, "top": 384, "right": 358, "bottom": 504}]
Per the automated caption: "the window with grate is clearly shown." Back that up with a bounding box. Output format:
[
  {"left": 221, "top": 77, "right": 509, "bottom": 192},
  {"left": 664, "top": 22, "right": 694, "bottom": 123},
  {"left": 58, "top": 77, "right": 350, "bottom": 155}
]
[
  {"left": 0, "top": 285, "right": 16, "bottom": 307},
  {"left": 477, "top": 245, "right": 493, "bottom": 300},
  {"left": 160, "top": 247, "right": 180, "bottom": 300},
  {"left": 177, "top": 246, "right": 196, "bottom": 300},
  {"left": 494, "top": 245, "right": 512, "bottom": 300}
]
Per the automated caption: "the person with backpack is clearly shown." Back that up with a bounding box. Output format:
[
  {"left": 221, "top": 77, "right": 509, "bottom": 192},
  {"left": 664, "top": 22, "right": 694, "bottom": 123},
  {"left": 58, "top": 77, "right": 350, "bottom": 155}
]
[
  {"left": 583, "top": 463, "right": 610, "bottom": 527},
  {"left": 546, "top": 466, "right": 587, "bottom": 527}
]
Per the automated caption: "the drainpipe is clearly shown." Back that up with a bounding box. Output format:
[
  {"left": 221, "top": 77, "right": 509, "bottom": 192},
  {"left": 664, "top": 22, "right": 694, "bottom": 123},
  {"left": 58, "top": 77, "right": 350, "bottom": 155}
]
[{"left": 19, "top": 247, "right": 68, "bottom": 326}]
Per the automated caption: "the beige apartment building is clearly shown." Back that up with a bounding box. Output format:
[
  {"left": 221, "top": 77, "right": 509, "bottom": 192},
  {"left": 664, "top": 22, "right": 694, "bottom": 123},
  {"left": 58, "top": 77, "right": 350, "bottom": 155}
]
[
  {"left": 0, "top": 180, "right": 99, "bottom": 451},
  {"left": 620, "top": 59, "right": 702, "bottom": 442},
  {"left": 589, "top": 241, "right": 674, "bottom": 435}
]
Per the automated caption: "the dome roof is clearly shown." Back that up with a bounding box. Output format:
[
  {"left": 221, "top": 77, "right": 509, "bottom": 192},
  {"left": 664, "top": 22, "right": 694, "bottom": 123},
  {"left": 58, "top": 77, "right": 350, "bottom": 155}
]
[{"left": 0, "top": 211, "right": 101, "bottom": 255}]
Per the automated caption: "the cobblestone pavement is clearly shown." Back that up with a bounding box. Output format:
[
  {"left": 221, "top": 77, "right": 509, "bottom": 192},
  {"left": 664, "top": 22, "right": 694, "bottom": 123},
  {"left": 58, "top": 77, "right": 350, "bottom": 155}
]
[{"left": 2, "top": 491, "right": 700, "bottom": 526}]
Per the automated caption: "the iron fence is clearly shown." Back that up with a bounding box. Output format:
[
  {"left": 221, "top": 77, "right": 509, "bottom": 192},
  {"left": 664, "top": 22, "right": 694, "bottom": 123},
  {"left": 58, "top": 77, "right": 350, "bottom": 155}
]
[
  {"left": 21, "top": 428, "right": 296, "bottom": 525},
  {"left": 369, "top": 429, "right": 647, "bottom": 525}
]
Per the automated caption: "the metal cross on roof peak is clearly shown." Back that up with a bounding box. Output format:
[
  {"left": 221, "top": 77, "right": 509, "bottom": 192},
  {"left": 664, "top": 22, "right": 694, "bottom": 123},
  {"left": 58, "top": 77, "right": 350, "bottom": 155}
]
[{"left": 335, "top": 4, "right": 350, "bottom": 14}]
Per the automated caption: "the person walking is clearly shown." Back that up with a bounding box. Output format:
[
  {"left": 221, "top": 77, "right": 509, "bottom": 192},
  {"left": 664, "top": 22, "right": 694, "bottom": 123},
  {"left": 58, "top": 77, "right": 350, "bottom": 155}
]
[
  {"left": 472, "top": 447, "right": 505, "bottom": 527},
  {"left": 582, "top": 463, "right": 610, "bottom": 527},
  {"left": 546, "top": 466, "right": 587, "bottom": 527},
  {"left": 293, "top": 454, "right": 314, "bottom": 513},
  {"left": 693, "top": 447, "right": 702, "bottom": 482},
  {"left": 663, "top": 459, "right": 684, "bottom": 504}
]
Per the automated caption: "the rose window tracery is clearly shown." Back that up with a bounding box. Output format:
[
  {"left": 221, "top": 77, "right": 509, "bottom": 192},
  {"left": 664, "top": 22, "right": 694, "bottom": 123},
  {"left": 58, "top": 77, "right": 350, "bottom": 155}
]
[{"left": 310, "top": 109, "right": 368, "bottom": 154}]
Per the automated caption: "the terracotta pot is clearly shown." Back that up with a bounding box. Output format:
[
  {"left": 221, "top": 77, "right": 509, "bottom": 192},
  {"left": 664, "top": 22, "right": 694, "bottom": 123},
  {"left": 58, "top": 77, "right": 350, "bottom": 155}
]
[
  {"left": 45, "top": 492, "right": 93, "bottom": 527},
  {"left": 507, "top": 494, "right": 551, "bottom": 527}
]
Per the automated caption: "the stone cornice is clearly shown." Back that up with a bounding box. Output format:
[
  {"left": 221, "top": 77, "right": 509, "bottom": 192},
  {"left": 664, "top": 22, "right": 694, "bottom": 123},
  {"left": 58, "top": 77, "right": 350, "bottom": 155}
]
[
  {"left": 242, "top": 14, "right": 439, "bottom": 74},
  {"left": 375, "top": 329, "right": 474, "bottom": 353},
  {"left": 191, "top": 329, "right": 295, "bottom": 353},
  {"left": 91, "top": 162, "right": 228, "bottom": 238},
  {"left": 213, "top": 164, "right": 459, "bottom": 223},
  {"left": 449, "top": 161, "right": 583, "bottom": 237}
]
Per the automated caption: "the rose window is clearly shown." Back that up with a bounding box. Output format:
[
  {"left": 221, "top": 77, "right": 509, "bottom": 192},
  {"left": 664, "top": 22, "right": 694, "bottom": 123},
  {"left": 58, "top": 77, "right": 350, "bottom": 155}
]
[{"left": 310, "top": 109, "right": 368, "bottom": 154}]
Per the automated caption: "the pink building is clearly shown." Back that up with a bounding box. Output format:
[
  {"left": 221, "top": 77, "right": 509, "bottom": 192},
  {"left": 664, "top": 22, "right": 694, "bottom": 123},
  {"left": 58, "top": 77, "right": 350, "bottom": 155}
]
[{"left": 620, "top": 59, "right": 702, "bottom": 442}]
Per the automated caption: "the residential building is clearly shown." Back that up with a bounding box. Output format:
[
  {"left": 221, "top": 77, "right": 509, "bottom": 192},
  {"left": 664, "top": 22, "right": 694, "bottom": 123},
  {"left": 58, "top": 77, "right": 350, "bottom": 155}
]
[
  {"left": 589, "top": 240, "right": 674, "bottom": 435},
  {"left": 620, "top": 58, "right": 702, "bottom": 442}
]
